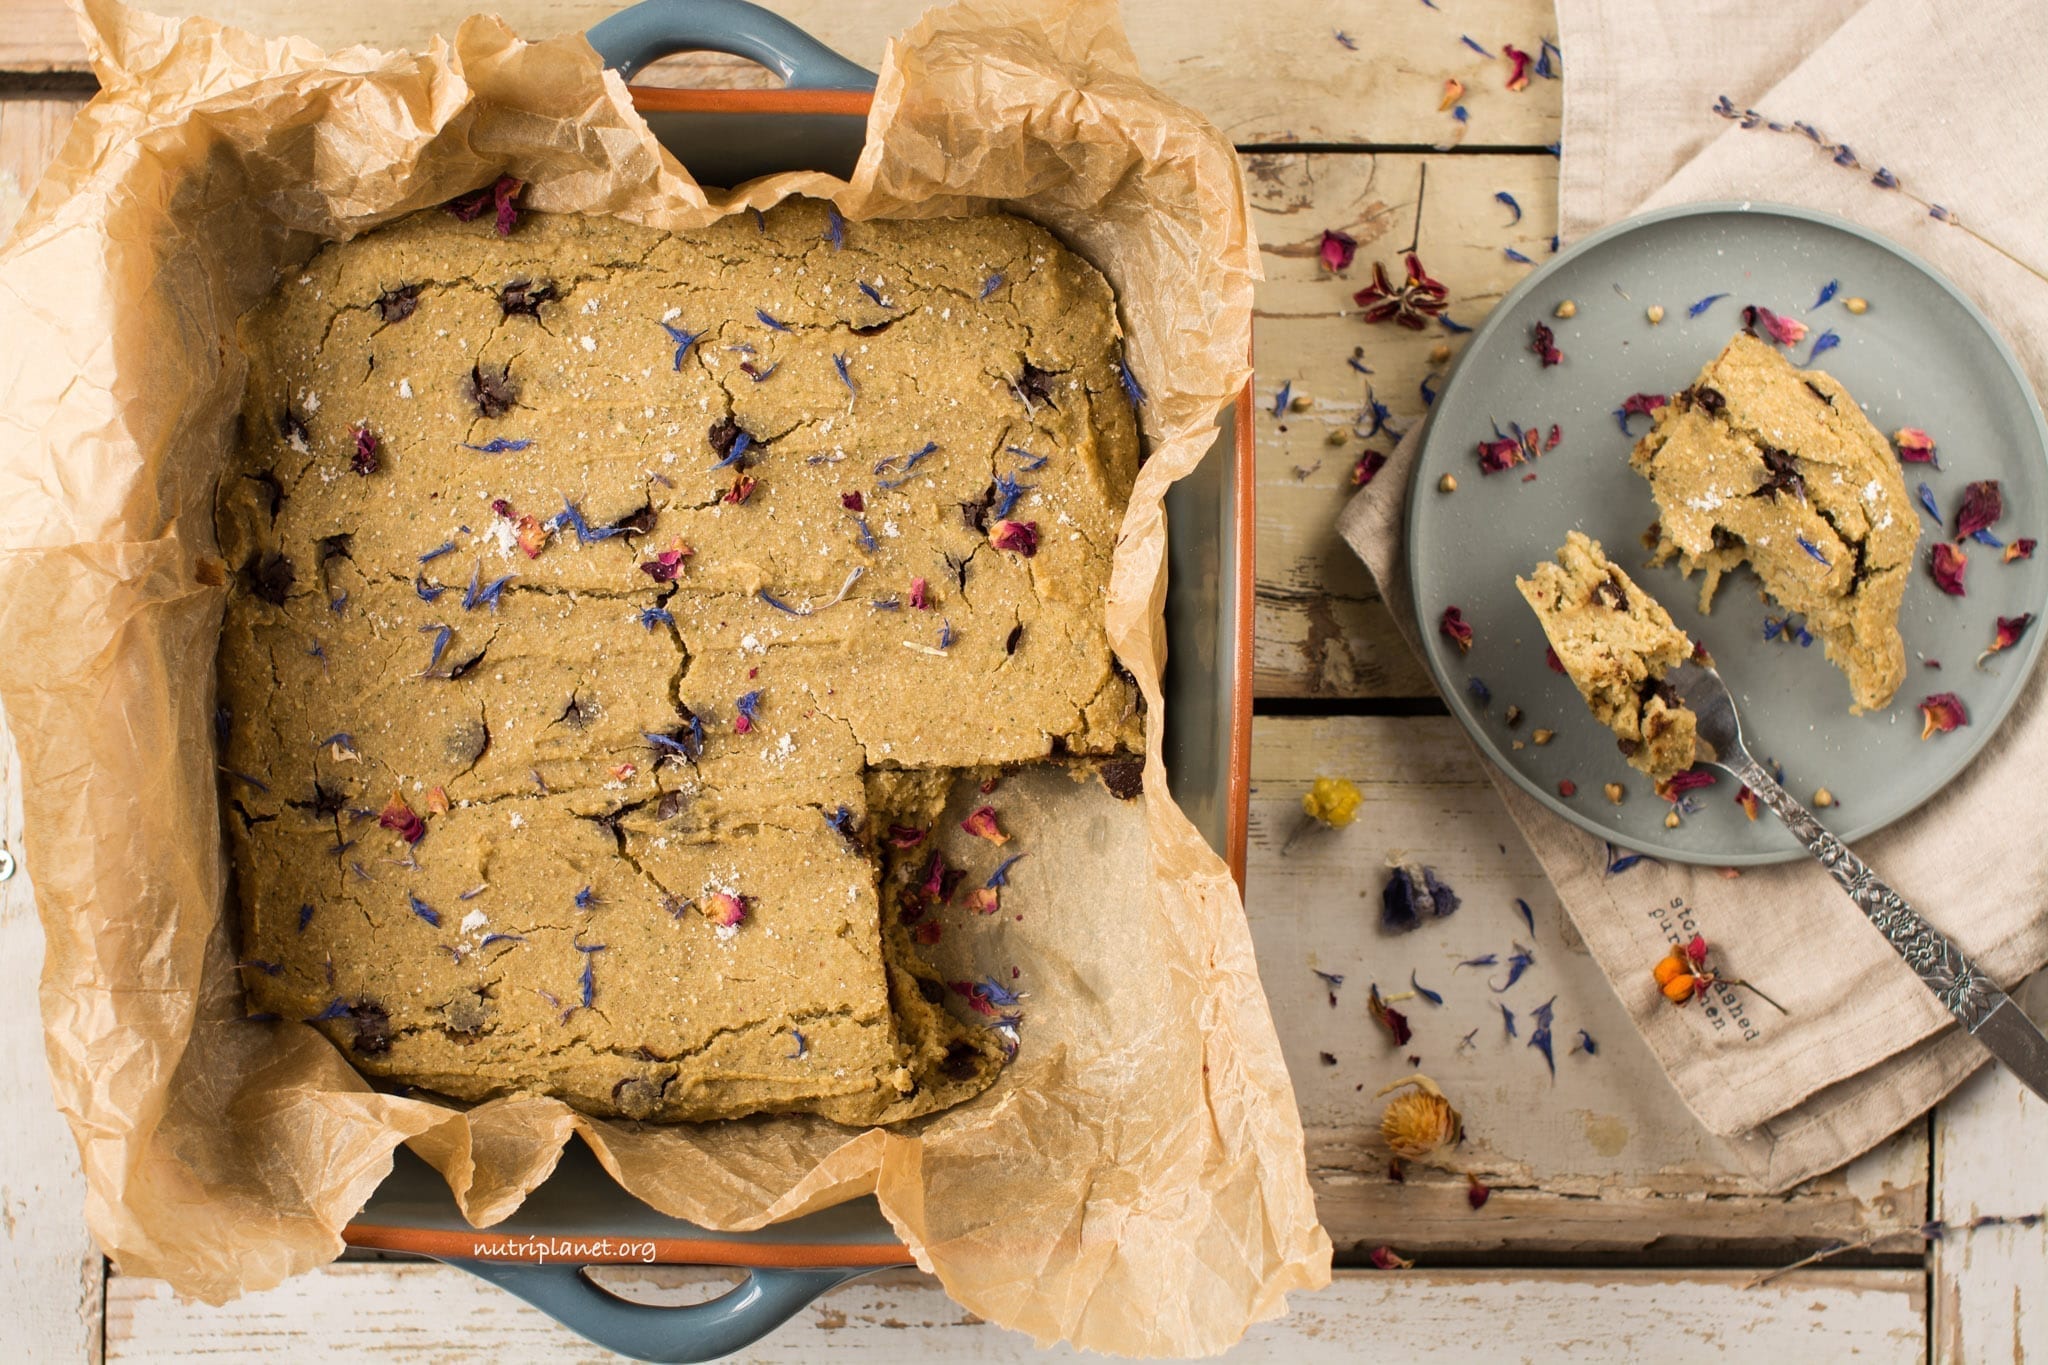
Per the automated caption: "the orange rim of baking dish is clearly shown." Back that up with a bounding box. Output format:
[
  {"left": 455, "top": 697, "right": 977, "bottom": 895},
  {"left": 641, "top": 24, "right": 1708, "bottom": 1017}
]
[
  {"left": 627, "top": 85, "right": 876, "bottom": 116},
  {"left": 343, "top": 1222, "right": 913, "bottom": 1267}
]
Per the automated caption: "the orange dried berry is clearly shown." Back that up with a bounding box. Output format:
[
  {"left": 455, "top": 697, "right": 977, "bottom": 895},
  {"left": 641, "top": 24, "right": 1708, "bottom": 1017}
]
[
  {"left": 1652, "top": 950, "right": 1688, "bottom": 988},
  {"left": 1661, "top": 973, "right": 1699, "bottom": 1004}
]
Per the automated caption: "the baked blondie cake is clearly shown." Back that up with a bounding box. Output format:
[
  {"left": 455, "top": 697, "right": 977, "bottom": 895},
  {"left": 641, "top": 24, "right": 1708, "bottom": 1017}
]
[
  {"left": 215, "top": 198, "right": 1142, "bottom": 1124},
  {"left": 1517, "top": 532, "right": 1700, "bottom": 781},
  {"left": 1629, "top": 332, "right": 1918, "bottom": 713}
]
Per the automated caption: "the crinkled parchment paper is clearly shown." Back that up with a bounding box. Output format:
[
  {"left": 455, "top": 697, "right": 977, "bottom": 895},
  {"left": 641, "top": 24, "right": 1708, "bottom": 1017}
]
[{"left": 0, "top": 0, "right": 1329, "bottom": 1352}]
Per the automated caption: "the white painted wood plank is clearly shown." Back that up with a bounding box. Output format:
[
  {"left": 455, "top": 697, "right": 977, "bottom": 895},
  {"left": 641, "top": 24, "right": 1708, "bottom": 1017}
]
[
  {"left": 1248, "top": 715, "right": 1927, "bottom": 1250},
  {"left": 0, "top": 0, "right": 1563, "bottom": 148},
  {"left": 105, "top": 1263, "right": 1924, "bottom": 1362},
  {"left": 1932, "top": 996, "right": 2048, "bottom": 1364},
  {"left": 1249, "top": 152, "right": 1557, "bottom": 698},
  {"left": 0, "top": 706, "right": 104, "bottom": 1362}
]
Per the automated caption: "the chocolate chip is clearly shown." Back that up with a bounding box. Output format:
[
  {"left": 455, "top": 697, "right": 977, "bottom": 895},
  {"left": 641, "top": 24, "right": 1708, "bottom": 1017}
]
[
  {"left": 607, "top": 502, "right": 657, "bottom": 537},
  {"left": 499, "top": 278, "right": 557, "bottom": 319},
  {"left": 656, "top": 791, "right": 686, "bottom": 821},
  {"left": 1694, "top": 385, "right": 1726, "bottom": 414},
  {"left": 1616, "top": 737, "right": 1641, "bottom": 756},
  {"left": 1752, "top": 445, "right": 1805, "bottom": 501},
  {"left": 1015, "top": 362, "right": 1060, "bottom": 409},
  {"left": 1099, "top": 755, "right": 1144, "bottom": 799},
  {"left": 374, "top": 284, "right": 423, "bottom": 323},
  {"left": 463, "top": 363, "right": 518, "bottom": 419},
  {"left": 1590, "top": 572, "right": 1629, "bottom": 610},
  {"left": 707, "top": 416, "right": 748, "bottom": 464},
  {"left": 344, "top": 1000, "right": 393, "bottom": 1056},
  {"left": 240, "top": 550, "right": 294, "bottom": 606}
]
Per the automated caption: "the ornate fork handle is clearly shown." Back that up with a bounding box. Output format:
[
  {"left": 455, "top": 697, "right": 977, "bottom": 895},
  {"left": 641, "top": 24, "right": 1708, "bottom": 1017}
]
[{"left": 1725, "top": 753, "right": 2003, "bottom": 1032}]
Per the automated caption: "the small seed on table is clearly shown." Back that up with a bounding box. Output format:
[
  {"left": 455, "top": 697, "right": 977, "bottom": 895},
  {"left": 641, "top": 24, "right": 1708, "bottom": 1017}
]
[
  {"left": 1430, "top": 343, "right": 1451, "bottom": 364},
  {"left": 1438, "top": 474, "right": 1458, "bottom": 493},
  {"left": 1558, "top": 779, "right": 1577, "bottom": 798},
  {"left": 1646, "top": 304, "right": 1666, "bottom": 324},
  {"left": 1814, "top": 787, "right": 1835, "bottom": 808},
  {"left": 1554, "top": 300, "right": 1577, "bottom": 319},
  {"left": 1326, "top": 427, "right": 1351, "bottom": 446},
  {"left": 1664, "top": 809, "right": 1682, "bottom": 829},
  {"left": 1603, "top": 782, "right": 1625, "bottom": 805},
  {"left": 1532, "top": 728, "right": 1554, "bottom": 745},
  {"left": 1845, "top": 297, "right": 1868, "bottom": 314},
  {"left": 1289, "top": 392, "right": 1313, "bottom": 412}
]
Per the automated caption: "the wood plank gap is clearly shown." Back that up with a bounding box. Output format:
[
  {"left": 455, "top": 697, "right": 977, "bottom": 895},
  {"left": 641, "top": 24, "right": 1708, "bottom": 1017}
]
[
  {"left": 1236, "top": 142, "right": 1558, "bottom": 157},
  {"left": 1254, "top": 696, "right": 1448, "bottom": 717}
]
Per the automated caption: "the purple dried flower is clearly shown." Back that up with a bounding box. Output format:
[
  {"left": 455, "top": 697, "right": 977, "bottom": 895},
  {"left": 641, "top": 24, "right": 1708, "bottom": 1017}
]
[
  {"left": 833, "top": 353, "right": 855, "bottom": 395},
  {"left": 408, "top": 894, "right": 440, "bottom": 927},
  {"left": 461, "top": 438, "right": 532, "bottom": 453},
  {"left": 1495, "top": 191, "right": 1523, "bottom": 223},
  {"left": 1688, "top": 293, "right": 1729, "bottom": 317},
  {"left": 461, "top": 565, "right": 515, "bottom": 611},
  {"left": 980, "top": 274, "right": 1002, "bottom": 300},
  {"left": 1812, "top": 279, "right": 1839, "bottom": 309},
  {"left": 1806, "top": 329, "right": 1841, "bottom": 363},
  {"left": 824, "top": 205, "right": 844, "bottom": 250},
  {"left": 1460, "top": 34, "right": 1493, "bottom": 56},
  {"left": 661, "top": 322, "right": 701, "bottom": 371},
  {"left": 756, "top": 308, "right": 792, "bottom": 332}
]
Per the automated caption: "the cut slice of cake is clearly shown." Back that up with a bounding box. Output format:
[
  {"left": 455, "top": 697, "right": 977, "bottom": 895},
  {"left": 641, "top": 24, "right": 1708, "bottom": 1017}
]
[
  {"left": 1628, "top": 331, "right": 1918, "bottom": 713},
  {"left": 1517, "top": 531, "right": 1700, "bottom": 781}
]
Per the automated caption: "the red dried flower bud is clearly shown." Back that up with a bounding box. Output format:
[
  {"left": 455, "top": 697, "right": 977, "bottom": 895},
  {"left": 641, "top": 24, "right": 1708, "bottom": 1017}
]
[
  {"left": 1439, "top": 606, "right": 1474, "bottom": 653},
  {"left": 1318, "top": 229, "right": 1357, "bottom": 272},
  {"left": 1892, "top": 427, "right": 1939, "bottom": 466},
  {"left": 1954, "top": 479, "right": 2003, "bottom": 543},
  {"left": 701, "top": 891, "right": 748, "bottom": 930}
]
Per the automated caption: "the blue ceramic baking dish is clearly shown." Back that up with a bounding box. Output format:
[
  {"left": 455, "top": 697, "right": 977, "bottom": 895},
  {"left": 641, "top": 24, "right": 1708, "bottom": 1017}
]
[{"left": 340, "top": 3, "right": 1255, "bottom": 1358}]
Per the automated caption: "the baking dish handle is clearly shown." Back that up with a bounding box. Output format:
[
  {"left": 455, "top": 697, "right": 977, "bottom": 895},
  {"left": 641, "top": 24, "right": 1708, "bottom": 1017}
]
[
  {"left": 449, "top": 1259, "right": 884, "bottom": 1362},
  {"left": 587, "top": 0, "right": 878, "bottom": 90}
]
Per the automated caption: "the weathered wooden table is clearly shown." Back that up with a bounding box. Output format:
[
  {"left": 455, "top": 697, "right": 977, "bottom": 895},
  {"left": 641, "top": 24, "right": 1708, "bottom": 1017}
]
[{"left": 1, "top": 2, "right": 2040, "bottom": 1359}]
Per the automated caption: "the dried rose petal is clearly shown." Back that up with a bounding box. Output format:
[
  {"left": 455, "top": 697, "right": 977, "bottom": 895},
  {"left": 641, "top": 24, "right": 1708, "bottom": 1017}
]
[
  {"left": 515, "top": 514, "right": 549, "bottom": 558},
  {"left": 1653, "top": 768, "right": 1717, "bottom": 802},
  {"left": 425, "top": 786, "right": 450, "bottom": 815},
  {"left": 1977, "top": 613, "right": 2034, "bottom": 667},
  {"left": 1467, "top": 1174, "right": 1492, "bottom": 1209},
  {"left": 377, "top": 792, "right": 425, "bottom": 844},
  {"left": 1531, "top": 322, "right": 1563, "bottom": 367},
  {"left": 1354, "top": 253, "right": 1450, "bottom": 330},
  {"left": 991, "top": 520, "right": 1039, "bottom": 556},
  {"left": 967, "top": 887, "right": 1001, "bottom": 915},
  {"left": 886, "top": 824, "right": 927, "bottom": 849},
  {"left": 1684, "top": 935, "right": 1710, "bottom": 967},
  {"left": 1618, "top": 392, "right": 1668, "bottom": 426},
  {"left": 1954, "top": 479, "right": 2003, "bottom": 543},
  {"left": 2006, "top": 538, "right": 2038, "bottom": 564},
  {"left": 1440, "top": 605, "right": 1475, "bottom": 653},
  {"left": 723, "top": 475, "right": 757, "bottom": 505},
  {"left": 1545, "top": 646, "right": 1564, "bottom": 674},
  {"left": 351, "top": 424, "right": 379, "bottom": 477},
  {"left": 1918, "top": 692, "right": 1968, "bottom": 739},
  {"left": 639, "top": 543, "right": 691, "bottom": 583},
  {"left": 1476, "top": 435, "right": 1524, "bottom": 474},
  {"left": 1544, "top": 424, "right": 1562, "bottom": 452},
  {"left": 1930, "top": 542, "right": 1969, "bottom": 596},
  {"left": 1892, "top": 427, "right": 1939, "bottom": 467},
  {"left": 961, "top": 806, "right": 1009, "bottom": 844},
  {"left": 1368, "top": 985, "right": 1413, "bottom": 1046},
  {"left": 1742, "top": 304, "right": 1808, "bottom": 346},
  {"left": 701, "top": 891, "right": 748, "bottom": 929},
  {"left": 1318, "top": 229, "right": 1357, "bottom": 272},
  {"left": 1503, "top": 43, "right": 1533, "bottom": 91},
  {"left": 908, "top": 577, "right": 931, "bottom": 611},
  {"left": 840, "top": 490, "right": 865, "bottom": 513},
  {"left": 1438, "top": 78, "right": 1464, "bottom": 111},
  {"left": 1734, "top": 787, "right": 1759, "bottom": 821},
  {"left": 1351, "top": 449, "right": 1388, "bottom": 486},
  {"left": 1369, "top": 1246, "right": 1414, "bottom": 1271}
]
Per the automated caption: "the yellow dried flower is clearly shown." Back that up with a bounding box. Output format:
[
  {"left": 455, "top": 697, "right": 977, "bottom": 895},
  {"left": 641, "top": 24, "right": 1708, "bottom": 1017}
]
[
  {"left": 1376, "top": 1074, "right": 1463, "bottom": 1160},
  {"left": 1301, "top": 776, "right": 1363, "bottom": 830}
]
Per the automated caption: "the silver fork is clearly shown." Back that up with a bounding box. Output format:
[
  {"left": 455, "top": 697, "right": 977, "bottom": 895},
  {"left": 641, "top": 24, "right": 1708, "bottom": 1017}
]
[{"left": 1664, "top": 659, "right": 2048, "bottom": 1101}]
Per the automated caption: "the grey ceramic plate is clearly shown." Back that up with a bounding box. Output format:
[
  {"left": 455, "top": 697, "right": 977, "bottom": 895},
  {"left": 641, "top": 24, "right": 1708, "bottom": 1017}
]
[{"left": 1408, "top": 201, "right": 2048, "bottom": 866}]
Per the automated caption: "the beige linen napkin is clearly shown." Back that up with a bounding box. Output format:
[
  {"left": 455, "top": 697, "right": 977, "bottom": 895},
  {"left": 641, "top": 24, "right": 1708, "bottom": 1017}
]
[{"left": 1339, "top": 0, "right": 2048, "bottom": 1190}]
